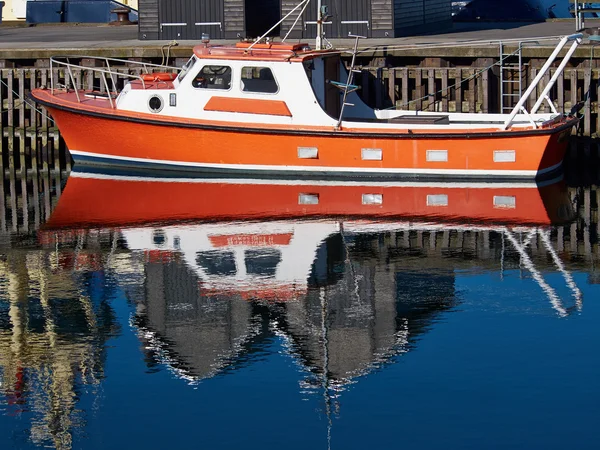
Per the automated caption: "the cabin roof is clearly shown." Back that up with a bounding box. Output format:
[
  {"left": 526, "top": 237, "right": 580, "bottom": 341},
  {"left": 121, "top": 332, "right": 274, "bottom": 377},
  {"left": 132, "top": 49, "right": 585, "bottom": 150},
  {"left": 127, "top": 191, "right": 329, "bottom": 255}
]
[{"left": 193, "top": 41, "right": 339, "bottom": 62}]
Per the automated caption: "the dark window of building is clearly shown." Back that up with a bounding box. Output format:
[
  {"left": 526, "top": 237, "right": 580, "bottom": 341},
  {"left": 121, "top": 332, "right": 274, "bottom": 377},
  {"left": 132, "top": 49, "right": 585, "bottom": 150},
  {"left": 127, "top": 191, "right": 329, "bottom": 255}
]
[
  {"left": 241, "top": 67, "right": 278, "bottom": 93},
  {"left": 192, "top": 65, "right": 232, "bottom": 90}
]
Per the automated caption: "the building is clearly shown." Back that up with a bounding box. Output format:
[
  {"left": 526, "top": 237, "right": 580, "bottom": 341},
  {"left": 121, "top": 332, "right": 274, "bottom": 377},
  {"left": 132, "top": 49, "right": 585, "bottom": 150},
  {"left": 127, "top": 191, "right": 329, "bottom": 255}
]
[
  {"left": 1, "top": 0, "right": 139, "bottom": 23},
  {"left": 139, "top": 0, "right": 452, "bottom": 41}
]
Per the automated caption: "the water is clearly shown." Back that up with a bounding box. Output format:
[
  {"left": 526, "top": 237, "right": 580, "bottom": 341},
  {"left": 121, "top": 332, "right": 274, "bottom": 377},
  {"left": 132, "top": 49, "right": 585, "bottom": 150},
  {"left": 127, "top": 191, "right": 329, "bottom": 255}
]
[{"left": 0, "top": 166, "right": 599, "bottom": 449}]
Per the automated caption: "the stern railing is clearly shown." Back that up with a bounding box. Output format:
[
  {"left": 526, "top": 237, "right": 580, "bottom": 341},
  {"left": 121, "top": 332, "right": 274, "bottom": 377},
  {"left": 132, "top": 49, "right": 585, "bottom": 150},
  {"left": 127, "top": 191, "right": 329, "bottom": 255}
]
[
  {"left": 503, "top": 33, "right": 583, "bottom": 130},
  {"left": 49, "top": 56, "right": 180, "bottom": 108}
]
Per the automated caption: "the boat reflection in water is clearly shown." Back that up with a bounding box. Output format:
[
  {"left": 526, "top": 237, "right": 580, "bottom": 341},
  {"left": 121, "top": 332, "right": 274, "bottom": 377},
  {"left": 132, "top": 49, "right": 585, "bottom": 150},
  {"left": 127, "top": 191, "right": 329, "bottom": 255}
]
[
  {"left": 0, "top": 166, "right": 579, "bottom": 447},
  {"left": 37, "top": 168, "right": 583, "bottom": 394}
]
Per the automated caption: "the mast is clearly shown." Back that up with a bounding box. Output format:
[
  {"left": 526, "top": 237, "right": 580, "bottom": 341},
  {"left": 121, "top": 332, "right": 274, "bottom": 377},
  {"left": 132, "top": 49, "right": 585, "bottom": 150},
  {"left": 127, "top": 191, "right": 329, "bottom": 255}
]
[{"left": 316, "top": 0, "right": 323, "bottom": 50}]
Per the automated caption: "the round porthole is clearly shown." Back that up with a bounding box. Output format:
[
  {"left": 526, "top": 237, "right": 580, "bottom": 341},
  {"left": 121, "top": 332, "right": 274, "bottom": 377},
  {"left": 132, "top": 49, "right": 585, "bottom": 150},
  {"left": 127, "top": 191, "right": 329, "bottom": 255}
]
[{"left": 148, "top": 95, "right": 163, "bottom": 113}]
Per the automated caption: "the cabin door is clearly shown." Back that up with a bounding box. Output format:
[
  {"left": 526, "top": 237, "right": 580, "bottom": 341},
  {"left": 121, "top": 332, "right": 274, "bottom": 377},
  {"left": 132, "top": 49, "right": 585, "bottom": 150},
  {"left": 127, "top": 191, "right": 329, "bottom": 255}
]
[
  {"left": 324, "top": 56, "right": 341, "bottom": 119},
  {"left": 159, "top": 0, "right": 224, "bottom": 40}
]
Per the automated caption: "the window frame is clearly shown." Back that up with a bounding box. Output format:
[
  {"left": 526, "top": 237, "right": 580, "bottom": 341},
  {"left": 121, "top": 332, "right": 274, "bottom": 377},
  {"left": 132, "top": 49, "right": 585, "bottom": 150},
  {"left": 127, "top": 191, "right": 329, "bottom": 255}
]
[
  {"left": 191, "top": 64, "right": 233, "bottom": 91},
  {"left": 239, "top": 66, "right": 280, "bottom": 95}
]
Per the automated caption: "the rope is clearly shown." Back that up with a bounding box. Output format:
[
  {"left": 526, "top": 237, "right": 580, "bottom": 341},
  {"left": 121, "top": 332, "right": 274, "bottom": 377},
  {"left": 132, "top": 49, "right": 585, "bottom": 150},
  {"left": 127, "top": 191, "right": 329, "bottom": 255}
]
[
  {"left": 0, "top": 78, "right": 55, "bottom": 123},
  {"left": 160, "top": 40, "right": 179, "bottom": 67}
]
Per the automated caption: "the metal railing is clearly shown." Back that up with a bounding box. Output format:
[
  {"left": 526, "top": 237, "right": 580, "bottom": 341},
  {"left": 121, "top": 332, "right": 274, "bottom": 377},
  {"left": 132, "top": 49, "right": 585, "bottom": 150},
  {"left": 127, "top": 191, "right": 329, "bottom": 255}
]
[
  {"left": 502, "top": 33, "right": 583, "bottom": 130},
  {"left": 49, "top": 56, "right": 180, "bottom": 109}
]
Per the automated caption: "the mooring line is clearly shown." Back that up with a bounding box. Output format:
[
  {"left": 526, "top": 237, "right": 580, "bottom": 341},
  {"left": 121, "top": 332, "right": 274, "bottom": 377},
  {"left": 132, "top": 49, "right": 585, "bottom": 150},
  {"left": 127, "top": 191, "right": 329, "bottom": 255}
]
[{"left": 0, "top": 78, "right": 55, "bottom": 123}]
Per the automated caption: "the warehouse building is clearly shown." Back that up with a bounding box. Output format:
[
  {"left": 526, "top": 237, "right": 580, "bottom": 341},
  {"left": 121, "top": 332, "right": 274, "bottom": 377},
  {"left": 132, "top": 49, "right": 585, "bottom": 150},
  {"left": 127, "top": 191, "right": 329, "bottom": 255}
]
[{"left": 138, "top": 0, "right": 452, "bottom": 41}]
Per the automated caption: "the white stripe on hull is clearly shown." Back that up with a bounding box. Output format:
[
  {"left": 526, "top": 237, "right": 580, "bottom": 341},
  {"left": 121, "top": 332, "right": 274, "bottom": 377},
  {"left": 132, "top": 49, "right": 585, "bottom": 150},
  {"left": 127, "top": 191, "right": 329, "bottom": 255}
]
[
  {"left": 72, "top": 171, "right": 555, "bottom": 188},
  {"left": 70, "top": 150, "right": 563, "bottom": 177}
]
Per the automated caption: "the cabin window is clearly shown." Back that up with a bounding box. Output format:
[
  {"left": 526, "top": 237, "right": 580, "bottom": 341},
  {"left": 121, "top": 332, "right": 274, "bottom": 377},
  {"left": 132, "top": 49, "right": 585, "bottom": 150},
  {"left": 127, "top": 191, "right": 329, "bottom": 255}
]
[
  {"left": 192, "top": 65, "right": 232, "bottom": 90},
  {"left": 177, "top": 56, "right": 196, "bottom": 83},
  {"left": 240, "top": 67, "right": 278, "bottom": 94},
  {"left": 196, "top": 250, "right": 236, "bottom": 276},
  {"left": 245, "top": 249, "right": 282, "bottom": 277}
]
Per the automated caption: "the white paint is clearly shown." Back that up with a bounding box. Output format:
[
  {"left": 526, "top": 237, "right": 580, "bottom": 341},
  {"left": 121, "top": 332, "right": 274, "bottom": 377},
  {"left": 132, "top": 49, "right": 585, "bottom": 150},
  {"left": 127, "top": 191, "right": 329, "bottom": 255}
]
[
  {"left": 361, "top": 148, "right": 382, "bottom": 161},
  {"left": 494, "top": 150, "right": 516, "bottom": 163},
  {"left": 362, "top": 194, "right": 383, "bottom": 205},
  {"left": 72, "top": 171, "right": 549, "bottom": 189},
  {"left": 122, "top": 221, "right": 340, "bottom": 294},
  {"left": 298, "top": 147, "right": 318, "bottom": 159},
  {"left": 298, "top": 193, "right": 319, "bottom": 204},
  {"left": 426, "top": 194, "right": 449, "bottom": 206},
  {"left": 114, "top": 51, "right": 560, "bottom": 130},
  {"left": 426, "top": 150, "right": 448, "bottom": 162},
  {"left": 493, "top": 195, "right": 517, "bottom": 208}
]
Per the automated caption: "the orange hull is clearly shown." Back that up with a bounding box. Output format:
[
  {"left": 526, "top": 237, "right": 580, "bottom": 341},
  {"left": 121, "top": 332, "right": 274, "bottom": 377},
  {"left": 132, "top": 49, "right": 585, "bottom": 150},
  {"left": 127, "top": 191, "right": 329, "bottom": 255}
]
[
  {"left": 31, "top": 89, "right": 576, "bottom": 180},
  {"left": 42, "top": 172, "right": 574, "bottom": 230}
]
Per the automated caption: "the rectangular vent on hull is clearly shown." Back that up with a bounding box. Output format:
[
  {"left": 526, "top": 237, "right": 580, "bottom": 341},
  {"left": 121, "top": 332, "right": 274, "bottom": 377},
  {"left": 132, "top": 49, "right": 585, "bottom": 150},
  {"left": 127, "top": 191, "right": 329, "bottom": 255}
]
[
  {"left": 494, "top": 150, "right": 516, "bottom": 163},
  {"left": 426, "top": 150, "right": 448, "bottom": 162},
  {"left": 493, "top": 196, "right": 516, "bottom": 209},
  {"left": 298, "top": 147, "right": 318, "bottom": 159},
  {"left": 362, "top": 194, "right": 383, "bottom": 205},
  {"left": 426, "top": 194, "right": 449, "bottom": 206},
  {"left": 299, "top": 193, "right": 319, "bottom": 205},
  {"left": 361, "top": 148, "right": 383, "bottom": 161}
]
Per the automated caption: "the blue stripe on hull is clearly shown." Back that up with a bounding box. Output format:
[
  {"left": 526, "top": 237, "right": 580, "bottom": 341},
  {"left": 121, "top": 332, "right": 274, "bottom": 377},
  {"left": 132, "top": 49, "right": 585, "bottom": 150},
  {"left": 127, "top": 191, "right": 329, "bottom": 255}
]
[{"left": 71, "top": 153, "right": 563, "bottom": 182}]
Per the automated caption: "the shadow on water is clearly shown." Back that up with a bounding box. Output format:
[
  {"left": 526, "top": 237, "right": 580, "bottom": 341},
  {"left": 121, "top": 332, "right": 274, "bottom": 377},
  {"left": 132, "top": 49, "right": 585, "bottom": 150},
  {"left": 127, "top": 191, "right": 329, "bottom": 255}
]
[{"left": 0, "top": 137, "right": 599, "bottom": 448}]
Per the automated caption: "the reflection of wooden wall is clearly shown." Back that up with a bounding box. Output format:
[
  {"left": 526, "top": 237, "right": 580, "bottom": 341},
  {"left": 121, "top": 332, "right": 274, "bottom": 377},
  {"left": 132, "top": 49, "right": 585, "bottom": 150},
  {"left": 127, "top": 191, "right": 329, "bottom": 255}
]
[{"left": 1, "top": 163, "right": 599, "bottom": 264}]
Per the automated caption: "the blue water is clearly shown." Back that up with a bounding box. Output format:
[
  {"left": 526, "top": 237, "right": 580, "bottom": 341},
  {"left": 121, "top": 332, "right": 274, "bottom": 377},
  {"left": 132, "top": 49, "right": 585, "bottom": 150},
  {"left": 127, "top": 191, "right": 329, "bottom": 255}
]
[{"left": 0, "top": 176, "right": 599, "bottom": 449}]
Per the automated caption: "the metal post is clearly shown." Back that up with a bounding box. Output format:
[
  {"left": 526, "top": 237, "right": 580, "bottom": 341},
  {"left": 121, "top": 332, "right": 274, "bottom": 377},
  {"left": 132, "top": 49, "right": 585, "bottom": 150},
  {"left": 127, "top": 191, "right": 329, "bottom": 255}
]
[
  {"left": 531, "top": 38, "right": 581, "bottom": 114},
  {"left": 316, "top": 0, "right": 323, "bottom": 50}
]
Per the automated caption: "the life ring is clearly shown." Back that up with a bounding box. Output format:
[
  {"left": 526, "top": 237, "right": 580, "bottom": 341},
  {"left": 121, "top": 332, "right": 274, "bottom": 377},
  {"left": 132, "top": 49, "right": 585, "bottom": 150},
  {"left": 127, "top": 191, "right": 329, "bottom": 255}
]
[{"left": 141, "top": 72, "right": 177, "bottom": 82}]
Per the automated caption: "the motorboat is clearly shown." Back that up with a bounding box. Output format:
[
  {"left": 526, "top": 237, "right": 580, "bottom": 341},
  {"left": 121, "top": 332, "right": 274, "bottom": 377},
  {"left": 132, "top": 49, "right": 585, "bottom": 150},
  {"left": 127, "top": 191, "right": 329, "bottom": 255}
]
[{"left": 29, "top": 2, "right": 583, "bottom": 180}]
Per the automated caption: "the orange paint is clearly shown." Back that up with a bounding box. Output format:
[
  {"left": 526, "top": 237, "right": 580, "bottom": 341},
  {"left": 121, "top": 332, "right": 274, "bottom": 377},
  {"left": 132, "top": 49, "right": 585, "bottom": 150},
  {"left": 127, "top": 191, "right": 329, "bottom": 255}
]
[
  {"left": 141, "top": 72, "right": 177, "bottom": 82},
  {"left": 204, "top": 96, "right": 292, "bottom": 116},
  {"left": 30, "top": 89, "right": 575, "bottom": 176},
  {"left": 209, "top": 233, "right": 293, "bottom": 247},
  {"left": 40, "top": 175, "right": 572, "bottom": 232}
]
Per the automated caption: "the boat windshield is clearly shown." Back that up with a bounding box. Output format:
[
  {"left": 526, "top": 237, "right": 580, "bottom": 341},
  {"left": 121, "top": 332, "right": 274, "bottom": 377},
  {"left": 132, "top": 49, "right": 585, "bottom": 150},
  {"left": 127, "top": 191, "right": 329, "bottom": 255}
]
[{"left": 177, "top": 56, "right": 197, "bottom": 83}]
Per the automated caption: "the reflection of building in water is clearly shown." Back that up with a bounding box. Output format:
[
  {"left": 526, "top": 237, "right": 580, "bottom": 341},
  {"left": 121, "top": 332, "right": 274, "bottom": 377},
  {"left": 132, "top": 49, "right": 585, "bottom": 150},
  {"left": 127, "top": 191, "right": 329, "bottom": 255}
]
[
  {"left": 134, "top": 258, "right": 261, "bottom": 380},
  {"left": 0, "top": 246, "right": 121, "bottom": 450},
  {"left": 280, "top": 232, "right": 456, "bottom": 397},
  {"left": 130, "top": 225, "right": 458, "bottom": 397}
]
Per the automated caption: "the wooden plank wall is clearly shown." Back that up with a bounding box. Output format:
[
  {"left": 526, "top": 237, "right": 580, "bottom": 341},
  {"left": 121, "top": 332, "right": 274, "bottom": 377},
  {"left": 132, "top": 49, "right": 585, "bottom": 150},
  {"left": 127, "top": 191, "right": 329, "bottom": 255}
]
[
  {"left": 424, "top": 0, "right": 452, "bottom": 25},
  {"left": 393, "top": 0, "right": 452, "bottom": 35},
  {"left": 138, "top": 0, "right": 160, "bottom": 40},
  {"left": 224, "top": 0, "right": 245, "bottom": 38},
  {"left": 394, "top": 0, "right": 425, "bottom": 32},
  {"left": 372, "top": 0, "right": 393, "bottom": 34}
]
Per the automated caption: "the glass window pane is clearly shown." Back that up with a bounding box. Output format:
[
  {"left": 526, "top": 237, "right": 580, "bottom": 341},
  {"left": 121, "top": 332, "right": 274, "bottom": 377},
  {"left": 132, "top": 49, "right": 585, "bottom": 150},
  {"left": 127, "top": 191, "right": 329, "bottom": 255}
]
[
  {"left": 240, "top": 67, "right": 278, "bottom": 93},
  {"left": 192, "top": 65, "right": 232, "bottom": 90}
]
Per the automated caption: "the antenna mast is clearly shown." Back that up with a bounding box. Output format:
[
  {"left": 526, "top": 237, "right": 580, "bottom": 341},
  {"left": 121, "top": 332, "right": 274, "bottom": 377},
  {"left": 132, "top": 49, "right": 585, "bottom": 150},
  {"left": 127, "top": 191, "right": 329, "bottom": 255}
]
[{"left": 316, "top": 0, "right": 323, "bottom": 50}]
